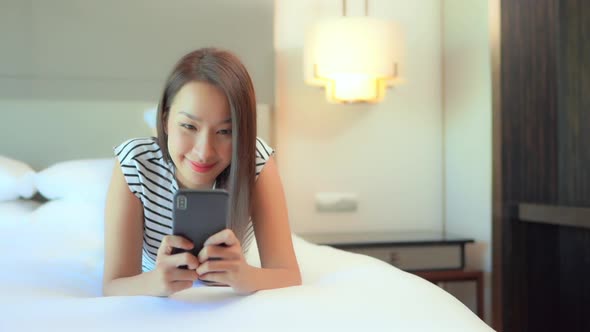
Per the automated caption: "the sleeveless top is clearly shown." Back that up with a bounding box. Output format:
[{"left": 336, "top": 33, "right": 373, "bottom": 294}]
[{"left": 113, "top": 136, "right": 274, "bottom": 272}]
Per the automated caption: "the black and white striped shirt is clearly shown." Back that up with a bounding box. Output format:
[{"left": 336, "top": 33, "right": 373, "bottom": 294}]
[{"left": 113, "top": 136, "right": 274, "bottom": 272}]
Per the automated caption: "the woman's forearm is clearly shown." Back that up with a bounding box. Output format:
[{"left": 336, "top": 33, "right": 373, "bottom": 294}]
[{"left": 102, "top": 271, "right": 157, "bottom": 297}]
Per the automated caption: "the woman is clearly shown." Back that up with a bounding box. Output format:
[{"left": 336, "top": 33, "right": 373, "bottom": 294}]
[{"left": 102, "top": 48, "right": 301, "bottom": 296}]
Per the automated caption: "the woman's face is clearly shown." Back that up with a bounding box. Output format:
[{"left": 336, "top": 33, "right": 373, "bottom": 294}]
[{"left": 166, "top": 81, "right": 232, "bottom": 189}]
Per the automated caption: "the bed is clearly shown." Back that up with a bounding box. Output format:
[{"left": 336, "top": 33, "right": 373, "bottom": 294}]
[
  {"left": 0, "top": 101, "right": 492, "bottom": 331},
  {"left": 0, "top": 196, "right": 493, "bottom": 332}
]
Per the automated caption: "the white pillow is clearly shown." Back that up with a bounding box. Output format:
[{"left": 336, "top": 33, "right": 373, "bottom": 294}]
[
  {"left": 34, "top": 158, "right": 115, "bottom": 202},
  {"left": 0, "top": 156, "right": 37, "bottom": 201}
]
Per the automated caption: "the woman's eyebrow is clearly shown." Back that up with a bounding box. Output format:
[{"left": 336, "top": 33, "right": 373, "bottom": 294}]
[
  {"left": 179, "top": 111, "right": 231, "bottom": 124},
  {"left": 179, "top": 111, "right": 199, "bottom": 121}
]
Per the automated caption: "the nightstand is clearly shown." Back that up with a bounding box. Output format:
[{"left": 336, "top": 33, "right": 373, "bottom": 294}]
[{"left": 299, "top": 231, "right": 483, "bottom": 319}]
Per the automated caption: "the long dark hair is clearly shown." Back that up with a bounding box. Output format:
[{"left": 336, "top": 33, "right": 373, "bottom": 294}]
[{"left": 156, "top": 48, "right": 257, "bottom": 247}]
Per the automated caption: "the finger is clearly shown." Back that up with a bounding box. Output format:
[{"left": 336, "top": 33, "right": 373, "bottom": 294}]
[
  {"left": 158, "top": 235, "right": 194, "bottom": 256},
  {"left": 203, "top": 229, "right": 239, "bottom": 247},
  {"left": 169, "top": 252, "right": 200, "bottom": 270},
  {"left": 198, "top": 272, "right": 228, "bottom": 286},
  {"left": 196, "top": 260, "right": 234, "bottom": 275},
  {"left": 169, "top": 280, "right": 194, "bottom": 293},
  {"left": 170, "top": 268, "right": 199, "bottom": 282},
  {"left": 198, "top": 245, "right": 241, "bottom": 263}
]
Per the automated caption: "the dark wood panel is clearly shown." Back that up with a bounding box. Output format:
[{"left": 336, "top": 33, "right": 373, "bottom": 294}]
[
  {"left": 497, "top": 0, "right": 590, "bottom": 331},
  {"left": 503, "top": 214, "right": 528, "bottom": 332},
  {"left": 558, "top": 227, "right": 590, "bottom": 332},
  {"left": 501, "top": 0, "right": 558, "bottom": 204},
  {"left": 556, "top": 1, "right": 590, "bottom": 331},
  {"left": 500, "top": 1, "right": 559, "bottom": 331},
  {"left": 558, "top": 0, "right": 590, "bottom": 206},
  {"left": 525, "top": 223, "right": 560, "bottom": 332}
]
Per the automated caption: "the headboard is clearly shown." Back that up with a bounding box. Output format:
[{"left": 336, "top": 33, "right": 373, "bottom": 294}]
[
  {"left": 0, "top": 0, "right": 275, "bottom": 171},
  {"left": 0, "top": 100, "right": 273, "bottom": 171}
]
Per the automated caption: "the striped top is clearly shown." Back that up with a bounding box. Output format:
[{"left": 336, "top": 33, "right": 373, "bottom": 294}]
[{"left": 113, "top": 136, "right": 274, "bottom": 272}]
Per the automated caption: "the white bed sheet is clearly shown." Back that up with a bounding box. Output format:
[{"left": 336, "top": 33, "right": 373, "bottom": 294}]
[
  {"left": 0, "top": 199, "right": 494, "bottom": 332},
  {"left": 0, "top": 199, "right": 42, "bottom": 229}
]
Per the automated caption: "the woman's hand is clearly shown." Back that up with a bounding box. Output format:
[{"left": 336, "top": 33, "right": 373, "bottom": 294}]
[
  {"left": 149, "top": 235, "right": 200, "bottom": 297},
  {"left": 197, "top": 229, "right": 256, "bottom": 294}
]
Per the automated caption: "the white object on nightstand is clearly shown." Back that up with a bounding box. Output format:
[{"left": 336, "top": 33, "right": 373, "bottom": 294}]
[{"left": 315, "top": 192, "right": 358, "bottom": 212}]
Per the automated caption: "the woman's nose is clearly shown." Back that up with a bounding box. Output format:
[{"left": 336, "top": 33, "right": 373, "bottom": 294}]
[{"left": 195, "top": 135, "right": 215, "bottom": 162}]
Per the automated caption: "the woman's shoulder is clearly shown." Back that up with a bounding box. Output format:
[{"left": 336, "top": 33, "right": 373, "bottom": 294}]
[
  {"left": 113, "top": 137, "right": 176, "bottom": 202},
  {"left": 255, "top": 137, "right": 274, "bottom": 179},
  {"left": 114, "top": 137, "right": 164, "bottom": 165},
  {"left": 255, "top": 136, "right": 274, "bottom": 161}
]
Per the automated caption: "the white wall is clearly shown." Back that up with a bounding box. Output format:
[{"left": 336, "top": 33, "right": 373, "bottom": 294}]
[
  {"left": 274, "top": 0, "right": 444, "bottom": 233},
  {"left": 442, "top": 0, "right": 493, "bottom": 324},
  {"left": 275, "top": 0, "right": 442, "bottom": 232},
  {"left": 275, "top": 0, "right": 493, "bottom": 324}
]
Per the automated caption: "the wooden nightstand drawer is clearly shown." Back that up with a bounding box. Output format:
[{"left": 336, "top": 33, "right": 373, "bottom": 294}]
[
  {"left": 344, "top": 245, "right": 463, "bottom": 271},
  {"left": 299, "top": 231, "right": 472, "bottom": 272}
]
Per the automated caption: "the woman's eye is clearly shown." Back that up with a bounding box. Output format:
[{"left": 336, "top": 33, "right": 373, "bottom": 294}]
[
  {"left": 218, "top": 129, "right": 232, "bottom": 135},
  {"left": 181, "top": 123, "right": 196, "bottom": 130}
]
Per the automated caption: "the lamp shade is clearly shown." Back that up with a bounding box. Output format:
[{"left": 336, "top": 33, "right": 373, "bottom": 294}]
[{"left": 304, "top": 17, "right": 404, "bottom": 103}]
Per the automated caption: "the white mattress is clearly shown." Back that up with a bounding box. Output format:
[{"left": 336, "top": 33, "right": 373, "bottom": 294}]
[
  {"left": 0, "top": 199, "right": 42, "bottom": 229},
  {"left": 0, "top": 199, "right": 494, "bottom": 332}
]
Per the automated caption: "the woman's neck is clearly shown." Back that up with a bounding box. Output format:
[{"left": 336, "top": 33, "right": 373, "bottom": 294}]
[{"left": 177, "top": 179, "right": 216, "bottom": 190}]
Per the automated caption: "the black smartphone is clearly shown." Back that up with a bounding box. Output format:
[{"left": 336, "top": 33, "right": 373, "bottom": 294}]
[{"left": 171, "top": 189, "right": 229, "bottom": 258}]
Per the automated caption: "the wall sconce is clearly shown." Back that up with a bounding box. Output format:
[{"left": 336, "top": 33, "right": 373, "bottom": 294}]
[{"left": 304, "top": 0, "right": 404, "bottom": 104}]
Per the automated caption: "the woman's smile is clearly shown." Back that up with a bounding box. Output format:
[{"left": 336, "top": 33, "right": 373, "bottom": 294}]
[{"left": 187, "top": 159, "right": 217, "bottom": 173}]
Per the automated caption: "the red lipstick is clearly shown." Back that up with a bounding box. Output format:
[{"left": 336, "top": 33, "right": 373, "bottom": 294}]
[{"left": 188, "top": 160, "right": 216, "bottom": 173}]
